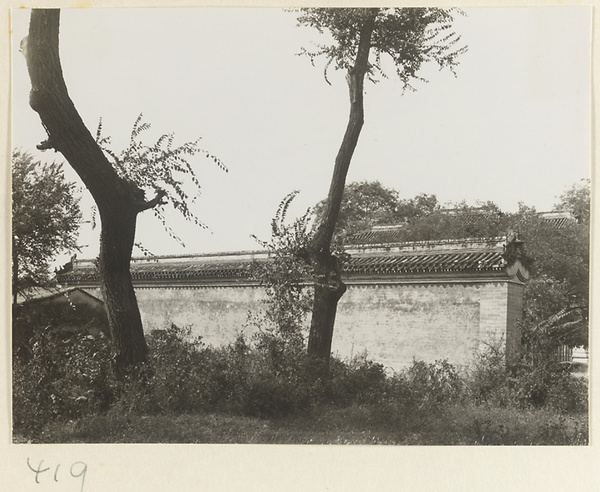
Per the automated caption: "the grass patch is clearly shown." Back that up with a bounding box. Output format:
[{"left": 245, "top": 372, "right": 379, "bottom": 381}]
[{"left": 17, "top": 404, "right": 588, "bottom": 445}]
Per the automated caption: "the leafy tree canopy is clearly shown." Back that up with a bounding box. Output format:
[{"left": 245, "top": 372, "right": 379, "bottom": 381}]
[
  {"left": 12, "top": 149, "right": 82, "bottom": 300},
  {"left": 400, "top": 200, "right": 507, "bottom": 242},
  {"left": 296, "top": 7, "right": 467, "bottom": 90},
  {"left": 517, "top": 187, "right": 589, "bottom": 351},
  {"left": 313, "top": 181, "right": 399, "bottom": 239},
  {"left": 314, "top": 180, "right": 442, "bottom": 241},
  {"left": 397, "top": 192, "right": 440, "bottom": 221},
  {"left": 553, "top": 178, "right": 590, "bottom": 225}
]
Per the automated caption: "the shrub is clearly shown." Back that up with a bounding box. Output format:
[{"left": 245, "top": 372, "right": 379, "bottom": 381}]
[
  {"left": 239, "top": 327, "right": 326, "bottom": 418},
  {"left": 13, "top": 328, "right": 117, "bottom": 436},
  {"left": 192, "top": 337, "right": 252, "bottom": 415},
  {"left": 308, "top": 359, "right": 464, "bottom": 435},
  {"left": 14, "top": 316, "right": 587, "bottom": 444},
  {"left": 242, "top": 372, "right": 305, "bottom": 418},
  {"left": 510, "top": 362, "right": 588, "bottom": 413},
  {"left": 466, "top": 343, "right": 588, "bottom": 414},
  {"left": 110, "top": 326, "right": 254, "bottom": 416},
  {"left": 107, "top": 363, "right": 159, "bottom": 416},
  {"left": 404, "top": 359, "right": 463, "bottom": 406},
  {"left": 384, "top": 360, "right": 463, "bottom": 428},
  {"left": 145, "top": 324, "right": 207, "bottom": 413},
  {"left": 111, "top": 324, "right": 319, "bottom": 419},
  {"left": 467, "top": 343, "right": 513, "bottom": 407},
  {"left": 327, "top": 354, "right": 388, "bottom": 406},
  {"left": 546, "top": 369, "right": 588, "bottom": 414}
]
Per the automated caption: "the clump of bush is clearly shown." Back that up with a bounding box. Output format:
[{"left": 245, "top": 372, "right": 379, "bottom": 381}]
[
  {"left": 13, "top": 322, "right": 462, "bottom": 436},
  {"left": 13, "top": 321, "right": 587, "bottom": 443},
  {"left": 467, "top": 343, "right": 588, "bottom": 414},
  {"left": 13, "top": 328, "right": 117, "bottom": 436},
  {"left": 511, "top": 362, "right": 587, "bottom": 413}
]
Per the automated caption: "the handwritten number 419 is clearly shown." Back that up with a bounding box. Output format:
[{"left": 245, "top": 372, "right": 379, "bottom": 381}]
[{"left": 27, "top": 458, "right": 87, "bottom": 492}]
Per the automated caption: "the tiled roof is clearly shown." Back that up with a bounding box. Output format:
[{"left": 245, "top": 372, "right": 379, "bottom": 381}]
[
  {"left": 535, "top": 214, "right": 576, "bottom": 229},
  {"left": 17, "top": 286, "right": 104, "bottom": 305},
  {"left": 347, "top": 211, "right": 576, "bottom": 246},
  {"left": 59, "top": 243, "right": 509, "bottom": 285},
  {"left": 59, "top": 258, "right": 262, "bottom": 283},
  {"left": 349, "top": 226, "right": 407, "bottom": 245},
  {"left": 347, "top": 214, "right": 505, "bottom": 245},
  {"left": 345, "top": 250, "right": 506, "bottom": 275}
]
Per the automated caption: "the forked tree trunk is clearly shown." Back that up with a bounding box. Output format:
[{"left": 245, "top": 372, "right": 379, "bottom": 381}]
[
  {"left": 23, "top": 9, "right": 159, "bottom": 372},
  {"left": 307, "top": 12, "right": 376, "bottom": 363},
  {"left": 307, "top": 254, "right": 347, "bottom": 360}
]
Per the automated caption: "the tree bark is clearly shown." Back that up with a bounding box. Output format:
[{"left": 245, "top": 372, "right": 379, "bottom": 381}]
[
  {"left": 307, "top": 11, "right": 376, "bottom": 363},
  {"left": 24, "top": 9, "right": 153, "bottom": 371},
  {"left": 98, "top": 207, "right": 148, "bottom": 370}
]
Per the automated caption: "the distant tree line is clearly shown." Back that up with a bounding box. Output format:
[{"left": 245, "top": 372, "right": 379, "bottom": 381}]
[{"left": 314, "top": 179, "right": 590, "bottom": 353}]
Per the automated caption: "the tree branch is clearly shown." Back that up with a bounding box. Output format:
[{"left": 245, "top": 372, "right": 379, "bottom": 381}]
[{"left": 136, "top": 189, "right": 167, "bottom": 212}]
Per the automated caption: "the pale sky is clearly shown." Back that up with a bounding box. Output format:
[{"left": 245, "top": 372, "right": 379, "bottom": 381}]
[{"left": 10, "top": 7, "right": 591, "bottom": 260}]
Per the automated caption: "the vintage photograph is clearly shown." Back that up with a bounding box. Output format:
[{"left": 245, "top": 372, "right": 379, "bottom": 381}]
[{"left": 11, "top": 6, "right": 590, "bottom": 446}]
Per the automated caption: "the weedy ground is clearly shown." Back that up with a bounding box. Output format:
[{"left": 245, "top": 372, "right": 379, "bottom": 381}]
[{"left": 13, "top": 325, "right": 588, "bottom": 446}]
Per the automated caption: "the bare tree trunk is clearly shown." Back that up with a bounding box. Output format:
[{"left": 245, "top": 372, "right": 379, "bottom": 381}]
[
  {"left": 307, "top": 12, "right": 376, "bottom": 363},
  {"left": 98, "top": 208, "right": 148, "bottom": 370},
  {"left": 23, "top": 9, "right": 160, "bottom": 372}
]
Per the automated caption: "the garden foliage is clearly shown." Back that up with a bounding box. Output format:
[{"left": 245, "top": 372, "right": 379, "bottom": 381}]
[
  {"left": 13, "top": 323, "right": 587, "bottom": 443},
  {"left": 12, "top": 149, "right": 82, "bottom": 300}
]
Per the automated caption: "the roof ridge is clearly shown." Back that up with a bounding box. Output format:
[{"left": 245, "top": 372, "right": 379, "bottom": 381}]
[{"left": 59, "top": 247, "right": 512, "bottom": 283}]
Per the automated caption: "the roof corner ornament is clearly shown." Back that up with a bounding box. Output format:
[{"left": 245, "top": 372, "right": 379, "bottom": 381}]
[{"left": 502, "top": 236, "right": 530, "bottom": 283}]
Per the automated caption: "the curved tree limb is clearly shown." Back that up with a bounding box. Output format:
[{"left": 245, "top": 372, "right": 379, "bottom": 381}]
[
  {"left": 24, "top": 10, "right": 124, "bottom": 211},
  {"left": 24, "top": 9, "right": 149, "bottom": 371}
]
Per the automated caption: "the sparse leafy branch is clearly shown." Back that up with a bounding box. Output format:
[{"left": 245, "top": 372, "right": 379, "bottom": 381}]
[
  {"left": 95, "top": 114, "right": 227, "bottom": 244},
  {"left": 133, "top": 242, "right": 157, "bottom": 259},
  {"left": 250, "top": 192, "right": 315, "bottom": 338}
]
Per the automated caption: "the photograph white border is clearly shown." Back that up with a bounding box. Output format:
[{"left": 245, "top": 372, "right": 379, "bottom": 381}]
[{"left": 1, "top": 1, "right": 598, "bottom": 491}]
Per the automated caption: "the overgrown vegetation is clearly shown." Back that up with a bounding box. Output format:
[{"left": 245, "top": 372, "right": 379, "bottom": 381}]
[
  {"left": 11, "top": 149, "right": 82, "bottom": 303},
  {"left": 249, "top": 191, "right": 315, "bottom": 340},
  {"left": 13, "top": 324, "right": 587, "bottom": 445},
  {"left": 13, "top": 183, "right": 589, "bottom": 445}
]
